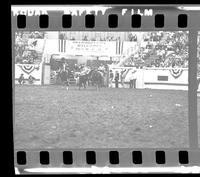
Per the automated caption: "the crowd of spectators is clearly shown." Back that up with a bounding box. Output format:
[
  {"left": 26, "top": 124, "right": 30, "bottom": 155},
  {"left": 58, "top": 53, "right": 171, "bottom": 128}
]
[
  {"left": 121, "top": 31, "right": 189, "bottom": 68},
  {"left": 58, "top": 31, "right": 189, "bottom": 69},
  {"left": 128, "top": 33, "right": 137, "bottom": 41},
  {"left": 16, "top": 31, "right": 189, "bottom": 69},
  {"left": 15, "top": 32, "right": 44, "bottom": 64}
]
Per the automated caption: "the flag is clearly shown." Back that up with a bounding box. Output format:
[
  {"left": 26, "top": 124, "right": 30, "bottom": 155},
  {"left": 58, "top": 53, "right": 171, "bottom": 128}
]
[
  {"left": 32, "top": 40, "right": 37, "bottom": 46},
  {"left": 116, "top": 40, "right": 123, "bottom": 55},
  {"left": 58, "top": 39, "right": 66, "bottom": 53}
]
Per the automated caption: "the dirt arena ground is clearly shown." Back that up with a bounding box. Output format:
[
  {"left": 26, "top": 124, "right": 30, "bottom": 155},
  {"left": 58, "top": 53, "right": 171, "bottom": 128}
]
[{"left": 14, "top": 85, "right": 200, "bottom": 149}]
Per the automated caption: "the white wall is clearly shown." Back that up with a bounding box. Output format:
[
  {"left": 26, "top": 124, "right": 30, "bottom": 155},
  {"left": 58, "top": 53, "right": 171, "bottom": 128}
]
[
  {"left": 43, "top": 39, "right": 59, "bottom": 54},
  {"left": 109, "top": 67, "right": 190, "bottom": 91},
  {"left": 43, "top": 65, "right": 51, "bottom": 85},
  {"left": 15, "top": 63, "right": 43, "bottom": 85},
  {"left": 143, "top": 68, "right": 188, "bottom": 90}
]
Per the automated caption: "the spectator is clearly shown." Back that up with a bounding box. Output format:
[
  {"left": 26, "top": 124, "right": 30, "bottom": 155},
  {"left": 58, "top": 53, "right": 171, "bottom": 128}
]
[
  {"left": 120, "top": 69, "right": 126, "bottom": 88},
  {"left": 74, "top": 64, "right": 79, "bottom": 72},
  {"left": 15, "top": 55, "right": 21, "bottom": 63},
  {"left": 109, "top": 70, "right": 114, "bottom": 88},
  {"left": 18, "top": 74, "right": 25, "bottom": 85},
  {"left": 129, "top": 70, "right": 137, "bottom": 89},
  {"left": 63, "top": 61, "right": 69, "bottom": 71},
  {"left": 133, "top": 35, "right": 137, "bottom": 41},
  {"left": 28, "top": 75, "right": 36, "bottom": 84},
  {"left": 114, "top": 71, "right": 119, "bottom": 88},
  {"left": 83, "top": 35, "right": 88, "bottom": 41},
  {"left": 128, "top": 33, "right": 133, "bottom": 41}
]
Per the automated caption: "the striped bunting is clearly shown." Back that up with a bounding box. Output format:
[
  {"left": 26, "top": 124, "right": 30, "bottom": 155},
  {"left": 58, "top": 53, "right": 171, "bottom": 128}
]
[
  {"left": 116, "top": 40, "right": 123, "bottom": 55},
  {"left": 58, "top": 39, "right": 66, "bottom": 53}
]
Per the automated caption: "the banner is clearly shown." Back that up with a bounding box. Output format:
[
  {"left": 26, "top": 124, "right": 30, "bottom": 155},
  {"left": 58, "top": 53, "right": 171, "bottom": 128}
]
[
  {"left": 57, "top": 40, "right": 117, "bottom": 56},
  {"left": 44, "top": 40, "right": 140, "bottom": 57}
]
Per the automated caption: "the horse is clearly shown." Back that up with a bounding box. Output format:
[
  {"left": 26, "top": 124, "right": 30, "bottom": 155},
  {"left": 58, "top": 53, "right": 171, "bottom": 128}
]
[
  {"left": 77, "top": 71, "right": 90, "bottom": 90},
  {"left": 88, "top": 69, "right": 104, "bottom": 90},
  {"left": 78, "top": 74, "right": 88, "bottom": 90},
  {"left": 76, "top": 69, "right": 104, "bottom": 90}
]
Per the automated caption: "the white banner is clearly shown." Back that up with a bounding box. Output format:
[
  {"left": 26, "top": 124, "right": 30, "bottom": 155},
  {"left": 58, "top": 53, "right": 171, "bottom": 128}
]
[
  {"left": 56, "top": 40, "right": 117, "bottom": 56},
  {"left": 44, "top": 39, "right": 140, "bottom": 57},
  {"left": 66, "top": 40, "right": 116, "bottom": 56}
]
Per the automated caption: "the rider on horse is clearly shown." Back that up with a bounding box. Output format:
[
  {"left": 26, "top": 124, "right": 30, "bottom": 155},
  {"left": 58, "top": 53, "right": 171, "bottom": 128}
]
[{"left": 60, "top": 69, "right": 70, "bottom": 90}]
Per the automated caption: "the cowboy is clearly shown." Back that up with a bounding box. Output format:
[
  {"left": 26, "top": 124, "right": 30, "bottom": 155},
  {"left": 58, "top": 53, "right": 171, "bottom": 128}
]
[
  {"left": 74, "top": 72, "right": 80, "bottom": 85},
  {"left": 129, "top": 70, "right": 137, "bottom": 89},
  {"left": 61, "top": 69, "right": 70, "bottom": 90},
  {"left": 114, "top": 71, "right": 119, "bottom": 88},
  {"left": 109, "top": 70, "right": 114, "bottom": 88}
]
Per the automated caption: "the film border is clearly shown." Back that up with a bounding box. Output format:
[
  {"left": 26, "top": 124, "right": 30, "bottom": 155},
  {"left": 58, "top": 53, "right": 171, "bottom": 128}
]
[{"left": 11, "top": 4, "right": 200, "bottom": 173}]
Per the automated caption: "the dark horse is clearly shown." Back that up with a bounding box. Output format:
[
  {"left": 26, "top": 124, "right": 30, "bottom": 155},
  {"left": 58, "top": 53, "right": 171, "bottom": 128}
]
[
  {"left": 78, "top": 73, "right": 89, "bottom": 90},
  {"left": 78, "top": 69, "right": 103, "bottom": 90},
  {"left": 59, "top": 70, "right": 70, "bottom": 89},
  {"left": 88, "top": 69, "right": 104, "bottom": 90}
]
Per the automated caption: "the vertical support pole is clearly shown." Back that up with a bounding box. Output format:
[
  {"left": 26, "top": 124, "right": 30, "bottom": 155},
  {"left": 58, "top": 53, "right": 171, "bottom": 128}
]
[
  {"left": 107, "top": 67, "right": 109, "bottom": 88},
  {"left": 188, "top": 30, "right": 198, "bottom": 148},
  {"left": 41, "top": 62, "right": 44, "bottom": 85}
]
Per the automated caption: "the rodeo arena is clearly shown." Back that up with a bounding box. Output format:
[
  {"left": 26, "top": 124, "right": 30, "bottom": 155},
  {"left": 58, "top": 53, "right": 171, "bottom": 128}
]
[{"left": 14, "top": 31, "right": 200, "bottom": 149}]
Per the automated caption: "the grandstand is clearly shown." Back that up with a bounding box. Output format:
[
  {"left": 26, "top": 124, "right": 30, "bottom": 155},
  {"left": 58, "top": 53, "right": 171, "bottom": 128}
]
[
  {"left": 14, "top": 31, "right": 198, "bottom": 91},
  {"left": 15, "top": 31, "right": 189, "bottom": 67}
]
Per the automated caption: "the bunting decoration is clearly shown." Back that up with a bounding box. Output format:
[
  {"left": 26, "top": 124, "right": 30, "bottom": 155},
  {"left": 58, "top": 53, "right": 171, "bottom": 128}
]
[
  {"left": 58, "top": 39, "right": 66, "bottom": 53},
  {"left": 116, "top": 40, "right": 123, "bottom": 55},
  {"left": 169, "top": 68, "right": 183, "bottom": 79},
  {"left": 18, "top": 64, "right": 40, "bottom": 75}
]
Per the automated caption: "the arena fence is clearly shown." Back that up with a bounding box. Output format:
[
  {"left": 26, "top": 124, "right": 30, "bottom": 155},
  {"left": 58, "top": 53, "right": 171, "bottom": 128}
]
[
  {"left": 15, "top": 63, "right": 200, "bottom": 91},
  {"left": 108, "top": 66, "right": 192, "bottom": 91}
]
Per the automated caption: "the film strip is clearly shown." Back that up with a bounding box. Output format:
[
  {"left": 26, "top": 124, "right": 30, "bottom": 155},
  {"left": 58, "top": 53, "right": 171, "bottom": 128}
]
[{"left": 12, "top": 5, "right": 200, "bottom": 174}]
